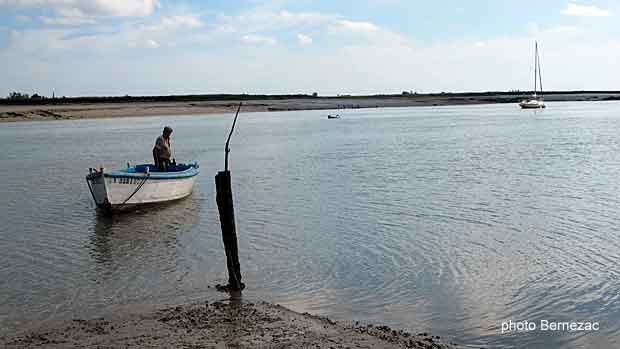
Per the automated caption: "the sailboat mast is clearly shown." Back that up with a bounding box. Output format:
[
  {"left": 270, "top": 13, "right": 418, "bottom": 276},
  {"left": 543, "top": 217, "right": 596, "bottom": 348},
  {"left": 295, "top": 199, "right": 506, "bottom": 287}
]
[
  {"left": 534, "top": 41, "right": 538, "bottom": 97},
  {"left": 537, "top": 43, "right": 543, "bottom": 99}
]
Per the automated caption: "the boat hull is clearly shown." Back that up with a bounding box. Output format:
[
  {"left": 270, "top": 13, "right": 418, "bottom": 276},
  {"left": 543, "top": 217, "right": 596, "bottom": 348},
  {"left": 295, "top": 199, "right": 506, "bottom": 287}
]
[
  {"left": 519, "top": 100, "right": 546, "bottom": 109},
  {"left": 86, "top": 163, "right": 199, "bottom": 211}
]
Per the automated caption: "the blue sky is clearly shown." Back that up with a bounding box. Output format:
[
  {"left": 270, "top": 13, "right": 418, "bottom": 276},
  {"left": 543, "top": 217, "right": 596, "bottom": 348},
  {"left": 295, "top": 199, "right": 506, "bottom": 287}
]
[{"left": 0, "top": 1, "right": 618, "bottom": 96}]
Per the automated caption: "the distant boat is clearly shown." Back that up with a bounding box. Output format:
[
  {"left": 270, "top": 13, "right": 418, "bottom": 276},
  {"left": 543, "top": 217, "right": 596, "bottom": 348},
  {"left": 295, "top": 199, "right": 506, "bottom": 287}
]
[
  {"left": 327, "top": 114, "right": 341, "bottom": 119},
  {"left": 86, "top": 162, "right": 199, "bottom": 211},
  {"left": 520, "top": 41, "right": 546, "bottom": 109}
]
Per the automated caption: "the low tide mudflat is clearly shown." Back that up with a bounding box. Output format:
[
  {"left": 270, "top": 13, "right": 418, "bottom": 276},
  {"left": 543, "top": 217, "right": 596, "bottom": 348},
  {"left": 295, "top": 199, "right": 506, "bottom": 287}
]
[
  {"left": 3, "top": 300, "right": 456, "bottom": 348},
  {"left": 1, "top": 92, "right": 619, "bottom": 122}
]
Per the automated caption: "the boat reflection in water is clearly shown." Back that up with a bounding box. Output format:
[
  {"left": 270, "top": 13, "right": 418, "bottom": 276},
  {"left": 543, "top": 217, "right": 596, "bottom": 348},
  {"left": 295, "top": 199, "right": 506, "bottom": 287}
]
[{"left": 87, "top": 194, "right": 202, "bottom": 306}]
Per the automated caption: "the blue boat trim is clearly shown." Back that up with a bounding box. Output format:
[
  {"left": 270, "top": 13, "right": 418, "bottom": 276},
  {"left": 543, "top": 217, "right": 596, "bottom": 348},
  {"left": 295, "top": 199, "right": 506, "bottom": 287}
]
[{"left": 103, "top": 163, "right": 199, "bottom": 180}]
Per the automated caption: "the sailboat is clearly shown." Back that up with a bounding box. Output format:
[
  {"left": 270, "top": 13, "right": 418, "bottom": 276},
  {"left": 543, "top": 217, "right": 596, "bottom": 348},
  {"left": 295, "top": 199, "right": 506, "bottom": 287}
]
[{"left": 520, "top": 41, "right": 546, "bottom": 109}]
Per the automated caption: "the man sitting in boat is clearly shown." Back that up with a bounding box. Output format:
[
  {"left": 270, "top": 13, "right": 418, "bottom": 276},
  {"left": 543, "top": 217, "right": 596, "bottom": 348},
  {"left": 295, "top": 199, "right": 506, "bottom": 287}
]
[{"left": 153, "top": 126, "right": 173, "bottom": 171}]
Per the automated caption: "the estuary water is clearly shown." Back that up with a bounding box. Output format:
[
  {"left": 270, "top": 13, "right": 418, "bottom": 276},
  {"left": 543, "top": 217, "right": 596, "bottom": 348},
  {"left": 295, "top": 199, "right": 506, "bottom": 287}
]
[{"left": 2, "top": 102, "right": 620, "bottom": 348}]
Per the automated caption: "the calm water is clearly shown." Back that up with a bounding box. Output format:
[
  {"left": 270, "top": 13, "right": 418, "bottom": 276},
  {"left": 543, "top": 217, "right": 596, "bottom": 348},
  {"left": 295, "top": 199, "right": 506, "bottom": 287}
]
[{"left": 2, "top": 102, "right": 620, "bottom": 348}]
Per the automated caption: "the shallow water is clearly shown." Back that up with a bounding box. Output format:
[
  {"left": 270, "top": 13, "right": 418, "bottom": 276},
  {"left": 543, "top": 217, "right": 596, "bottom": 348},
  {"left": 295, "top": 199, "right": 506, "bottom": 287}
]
[{"left": 1, "top": 102, "right": 620, "bottom": 348}]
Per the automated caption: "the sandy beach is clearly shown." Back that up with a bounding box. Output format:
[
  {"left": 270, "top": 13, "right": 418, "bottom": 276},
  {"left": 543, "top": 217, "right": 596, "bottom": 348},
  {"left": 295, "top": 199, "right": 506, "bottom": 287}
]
[
  {"left": 2, "top": 92, "right": 619, "bottom": 122},
  {"left": 1, "top": 299, "right": 457, "bottom": 348}
]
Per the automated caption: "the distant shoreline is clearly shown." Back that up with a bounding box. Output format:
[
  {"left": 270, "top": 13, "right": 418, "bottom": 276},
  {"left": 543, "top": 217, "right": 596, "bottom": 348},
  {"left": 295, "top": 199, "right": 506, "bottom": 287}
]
[{"left": 2, "top": 92, "right": 619, "bottom": 122}]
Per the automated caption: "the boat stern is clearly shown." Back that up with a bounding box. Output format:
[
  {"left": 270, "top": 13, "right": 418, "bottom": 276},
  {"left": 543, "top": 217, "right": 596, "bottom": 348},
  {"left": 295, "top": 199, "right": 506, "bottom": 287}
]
[{"left": 86, "top": 168, "right": 110, "bottom": 208}]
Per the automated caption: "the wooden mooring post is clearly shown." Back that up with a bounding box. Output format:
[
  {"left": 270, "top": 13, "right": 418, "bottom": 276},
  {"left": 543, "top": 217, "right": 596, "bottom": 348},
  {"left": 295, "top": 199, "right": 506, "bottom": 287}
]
[{"left": 215, "top": 103, "right": 244, "bottom": 292}]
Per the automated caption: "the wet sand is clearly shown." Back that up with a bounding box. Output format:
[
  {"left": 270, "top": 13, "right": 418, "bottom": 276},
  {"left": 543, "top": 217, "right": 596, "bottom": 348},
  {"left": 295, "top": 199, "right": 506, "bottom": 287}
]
[
  {"left": 2, "top": 92, "right": 619, "bottom": 122},
  {"left": 1, "top": 299, "right": 457, "bottom": 348}
]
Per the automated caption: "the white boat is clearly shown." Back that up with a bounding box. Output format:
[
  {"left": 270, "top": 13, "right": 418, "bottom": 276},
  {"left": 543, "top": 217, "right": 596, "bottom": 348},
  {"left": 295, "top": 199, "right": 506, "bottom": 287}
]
[
  {"left": 520, "top": 41, "right": 546, "bottom": 109},
  {"left": 519, "top": 98, "right": 545, "bottom": 109},
  {"left": 86, "top": 162, "right": 199, "bottom": 211}
]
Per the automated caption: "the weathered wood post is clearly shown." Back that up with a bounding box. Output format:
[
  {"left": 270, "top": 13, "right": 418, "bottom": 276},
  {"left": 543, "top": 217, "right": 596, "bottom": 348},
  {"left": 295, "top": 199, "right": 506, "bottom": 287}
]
[{"left": 215, "top": 102, "right": 244, "bottom": 292}]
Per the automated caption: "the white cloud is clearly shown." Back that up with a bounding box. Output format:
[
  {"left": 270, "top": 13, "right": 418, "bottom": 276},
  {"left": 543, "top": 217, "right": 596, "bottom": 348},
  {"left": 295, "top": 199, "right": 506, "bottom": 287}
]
[
  {"left": 143, "top": 15, "right": 205, "bottom": 31},
  {"left": 3, "top": 28, "right": 97, "bottom": 55},
  {"left": 40, "top": 16, "right": 97, "bottom": 25},
  {"left": 217, "top": 9, "right": 330, "bottom": 34},
  {"left": 3, "top": 31, "right": 620, "bottom": 96},
  {"left": 0, "top": 0, "right": 159, "bottom": 17},
  {"left": 94, "top": 0, "right": 159, "bottom": 17},
  {"left": 277, "top": 10, "right": 329, "bottom": 26},
  {"left": 527, "top": 22, "right": 581, "bottom": 41},
  {"left": 128, "top": 38, "right": 160, "bottom": 49},
  {"left": 1, "top": 6, "right": 620, "bottom": 97},
  {"left": 241, "top": 34, "right": 276, "bottom": 45},
  {"left": 162, "top": 15, "right": 204, "bottom": 28},
  {"left": 297, "top": 33, "right": 312, "bottom": 45},
  {"left": 15, "top": 15, "right": 31, "bottom": 21},
  {"left": 328, "top": 19, "right": 409, "bottom": 47},
  {"left": 144, "top": 39, "right": 159, "bottom": 48},
  {"left": 331, "top": 19, "right": 380, "bottom": 34},
  {"left": 561, "top": 3, "right": 610, "bottom": 17}
]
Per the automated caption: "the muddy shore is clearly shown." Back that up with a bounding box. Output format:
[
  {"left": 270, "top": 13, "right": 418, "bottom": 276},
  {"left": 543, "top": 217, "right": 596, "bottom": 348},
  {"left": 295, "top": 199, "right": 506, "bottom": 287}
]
[
  {"left": 1, "top": 299, "right": 458, "bottom": 348},
  {"left": 2, "top": 93, "right": 619, "bottom": 122}
]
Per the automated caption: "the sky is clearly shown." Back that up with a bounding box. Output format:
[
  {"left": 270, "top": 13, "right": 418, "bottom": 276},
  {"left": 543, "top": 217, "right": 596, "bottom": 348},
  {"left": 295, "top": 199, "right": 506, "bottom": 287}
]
[{"left": 0, "top": 0, "right": 618, "bottom": 97}]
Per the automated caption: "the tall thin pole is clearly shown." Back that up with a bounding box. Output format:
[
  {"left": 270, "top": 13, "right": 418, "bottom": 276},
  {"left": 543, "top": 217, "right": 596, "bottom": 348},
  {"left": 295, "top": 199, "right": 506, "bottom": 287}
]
[
  {"left": 215, "top": 101, "right": 245, "bottom": 293},
  {"left": 534, "top": 41, "right": 538, "bottom": 97},
  {"left": 537, "top": 43, "right": 543, "bottom": 100},
  {"left": 225, "top": 102, "right": 242, "bottom": 172}
]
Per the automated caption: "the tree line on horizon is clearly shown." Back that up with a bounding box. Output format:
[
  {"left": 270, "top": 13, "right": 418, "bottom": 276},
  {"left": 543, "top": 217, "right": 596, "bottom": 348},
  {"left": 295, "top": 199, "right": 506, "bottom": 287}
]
[{"left": 2, "top": 90, "right": 619, "bottom": 105}]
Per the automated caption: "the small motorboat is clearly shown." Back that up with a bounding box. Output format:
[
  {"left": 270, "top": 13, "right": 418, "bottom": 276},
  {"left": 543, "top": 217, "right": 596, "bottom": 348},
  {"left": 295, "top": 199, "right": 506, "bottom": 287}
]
[
  {"left": 327, "top": 114, "right": 341, "bottom": 119},
  {"left": 86, "top": 162, "right": 199, "bottom": 211}
]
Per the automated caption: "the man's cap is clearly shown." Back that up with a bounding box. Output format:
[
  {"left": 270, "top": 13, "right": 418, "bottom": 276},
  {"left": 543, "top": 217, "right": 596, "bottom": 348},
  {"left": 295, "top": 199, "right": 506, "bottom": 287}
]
[{"left": 163, "top": 126, "right": 173, "bottom": 134}]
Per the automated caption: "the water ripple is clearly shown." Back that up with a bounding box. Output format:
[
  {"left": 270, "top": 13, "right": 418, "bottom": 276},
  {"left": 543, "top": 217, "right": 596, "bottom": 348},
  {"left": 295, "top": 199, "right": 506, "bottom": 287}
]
[{"left": 2, "top": 104, "right": 620, "bottom": 348}]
